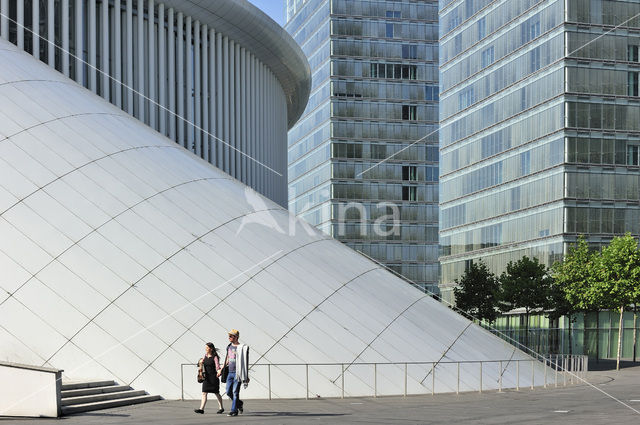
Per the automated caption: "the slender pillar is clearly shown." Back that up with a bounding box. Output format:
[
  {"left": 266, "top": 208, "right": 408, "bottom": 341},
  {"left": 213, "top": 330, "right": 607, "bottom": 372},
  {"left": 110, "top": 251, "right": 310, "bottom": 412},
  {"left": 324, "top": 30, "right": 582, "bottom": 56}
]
[
  {"left": 101, "top": 0, "right": 109, "bottom": 99},
  {"left": 114, "top": 0, "right": 122, "bottom": 107},
  {"left": 32, "top": 0, "right": 39, "bottom": 60},
  {"left": 234, "top": 43, "right": 241, "bottom": 178},
  {"left": 193, "top": 20, "right": 201, "bottom": 156},
  {"left": 137, "top": 0, "right": 144, "bottom": 120},
  {"left": 88, "top": 0, "right": 96, "bottom": 91},
  {"left": 158, "top": 3, "right": 166, "bottom": 135},
  {"left": 208, "top": 27, "right": 216, "bottom": 163},
  {"left": 222, "top": 36, "right": 229, "bottom": 171},
  {"left": 75, "top": 0, "right": 83, "bottom": 84},
  {"left": 242, "top": 48, "right": 248, "bottom": 183},
  {"left": 0, "top": 0, "right": 8, "bottom": 40},
  {"left": 216, "top": 32, "right": 223, "bottom": 168},
  {"left": 168, "top": 8, "right": 176, "bottom": 140},
  {"left": 126, "top": 0, "right": 133, "bottom": 112},
  {"left": 229, "top": 40, "right": 235, "bottom": 177},
  {"left": 47, "top": 0, "right": 54, "bottom": 66},
  {"left": 185, "top": 16, "right": 193, "bottom": 150},
  {"left": 148, "top": 0, "right": 155, "bottom": 128},
  {"left": 176, "top": 12, "right": 184, "bottom": 146},
  {"left": 200, "top": 24, "right": 207, "bottom": 159},
  {"left": 16, "top": 0, "right": 23, "bottom": 49},
  {"left": 250, "top": 55, "right": 256, "bottom": 188},
  {"left": 62, "top": 0, "right": 69, "bottom": 76}
]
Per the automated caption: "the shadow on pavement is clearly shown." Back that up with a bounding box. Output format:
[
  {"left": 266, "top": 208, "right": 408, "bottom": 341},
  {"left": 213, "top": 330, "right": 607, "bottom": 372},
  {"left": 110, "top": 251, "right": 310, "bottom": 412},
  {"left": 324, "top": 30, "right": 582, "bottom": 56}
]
[
  {"left": 586, "top": 359, "right": 640, "bottom": 371},
  {"left": 248, "top": 411, "right": 347, "bottom": 418}
]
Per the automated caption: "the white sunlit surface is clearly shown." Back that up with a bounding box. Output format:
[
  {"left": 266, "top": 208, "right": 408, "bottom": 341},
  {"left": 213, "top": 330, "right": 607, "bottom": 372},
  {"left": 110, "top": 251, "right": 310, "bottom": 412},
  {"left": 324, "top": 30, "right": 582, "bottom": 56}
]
[{"left": 0, "top": 40, "right": 549, "bottom": 399}]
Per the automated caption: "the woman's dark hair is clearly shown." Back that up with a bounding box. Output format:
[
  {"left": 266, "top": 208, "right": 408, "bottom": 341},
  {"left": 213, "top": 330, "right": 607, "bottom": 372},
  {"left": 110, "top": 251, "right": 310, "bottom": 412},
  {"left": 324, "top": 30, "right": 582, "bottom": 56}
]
[{"left": 205, "top": 342, "right": 219, "bottom": 357}]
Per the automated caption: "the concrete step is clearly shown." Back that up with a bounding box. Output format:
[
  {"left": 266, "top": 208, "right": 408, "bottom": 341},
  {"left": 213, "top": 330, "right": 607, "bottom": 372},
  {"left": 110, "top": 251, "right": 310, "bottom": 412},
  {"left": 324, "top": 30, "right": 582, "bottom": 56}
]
[
  {"left": 61, "top": 394, "right": 162, "bottom": 415},
  {"left": 61, "top": 389, "right": 147, "bottom": 406},
  {"left": 61, "top": 380, "right": 116, "bottom": 391},
  {"left": 61, "top": 384, "right": 132, "bottom": 398}
]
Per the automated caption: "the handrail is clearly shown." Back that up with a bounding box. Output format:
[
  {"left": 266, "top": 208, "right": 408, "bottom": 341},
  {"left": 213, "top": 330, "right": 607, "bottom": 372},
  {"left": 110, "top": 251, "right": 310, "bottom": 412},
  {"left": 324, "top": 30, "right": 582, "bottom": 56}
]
[{"left": 179, "top": 355, "right": 588, "bottom": 400}]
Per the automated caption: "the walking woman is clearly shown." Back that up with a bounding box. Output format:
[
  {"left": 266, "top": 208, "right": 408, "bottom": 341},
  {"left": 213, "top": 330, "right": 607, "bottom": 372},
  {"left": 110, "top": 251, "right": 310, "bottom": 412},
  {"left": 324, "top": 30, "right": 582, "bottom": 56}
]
[{"left": 194, "top": 342, "right": 224, "bottom": 414}]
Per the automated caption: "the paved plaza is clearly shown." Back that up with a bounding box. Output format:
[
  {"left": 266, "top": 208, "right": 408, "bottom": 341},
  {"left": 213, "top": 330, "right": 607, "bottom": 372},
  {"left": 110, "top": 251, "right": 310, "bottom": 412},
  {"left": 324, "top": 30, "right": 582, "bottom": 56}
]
[{"left": 2, "top": 364, "right": 640, "bottom": 424}]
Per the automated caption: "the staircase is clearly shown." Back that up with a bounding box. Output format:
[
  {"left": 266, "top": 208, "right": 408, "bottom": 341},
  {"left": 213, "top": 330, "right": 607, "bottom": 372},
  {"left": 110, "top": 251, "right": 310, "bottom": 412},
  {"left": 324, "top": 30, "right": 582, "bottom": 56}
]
[{"left": 60, "top": 380, "right": 162, "bottom": 415}]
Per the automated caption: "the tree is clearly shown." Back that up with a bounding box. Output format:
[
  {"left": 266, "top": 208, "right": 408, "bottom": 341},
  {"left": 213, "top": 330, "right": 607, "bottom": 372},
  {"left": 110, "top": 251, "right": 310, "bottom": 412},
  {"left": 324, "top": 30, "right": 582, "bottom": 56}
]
[
  {"left": 498, "top": 256, "right": 552, "bottom": 349},
  {"left": 453, "top": 260, "right": 500, "bottom": 324},
  {"left": 550, "top": 236, "right": 594, "bottom": 355},
  {"left": 591, "top": 234, "right": 640, "bottom": 370}
]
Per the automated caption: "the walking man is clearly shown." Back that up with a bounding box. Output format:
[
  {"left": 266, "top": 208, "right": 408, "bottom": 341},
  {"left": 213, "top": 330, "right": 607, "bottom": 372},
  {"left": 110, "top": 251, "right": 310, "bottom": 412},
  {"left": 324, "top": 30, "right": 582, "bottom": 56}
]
[{"left": 220, "top": 329, "right": 249, "bottom": 417}]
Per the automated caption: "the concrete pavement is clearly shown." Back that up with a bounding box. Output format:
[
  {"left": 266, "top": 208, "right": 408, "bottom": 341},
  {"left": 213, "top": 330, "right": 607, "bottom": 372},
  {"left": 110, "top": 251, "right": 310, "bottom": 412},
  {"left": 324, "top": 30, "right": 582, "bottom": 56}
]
[{"left": 2, "top": 365, "right": 640, "bottom": 424}]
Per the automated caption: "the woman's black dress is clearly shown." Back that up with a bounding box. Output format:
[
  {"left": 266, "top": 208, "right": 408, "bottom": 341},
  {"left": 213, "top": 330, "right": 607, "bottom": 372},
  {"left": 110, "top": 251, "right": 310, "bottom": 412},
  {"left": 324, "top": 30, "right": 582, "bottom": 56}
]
[{"left": 201, "top": 356, "right": 220, "bottom": 393}]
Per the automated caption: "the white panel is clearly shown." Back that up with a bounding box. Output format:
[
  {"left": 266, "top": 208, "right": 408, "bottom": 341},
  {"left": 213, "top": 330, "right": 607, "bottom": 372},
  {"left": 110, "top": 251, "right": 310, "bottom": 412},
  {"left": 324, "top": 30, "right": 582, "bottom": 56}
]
[
  {"left": 14, "top": 278, "right": 87, "bottom": 339},
  {"left": 37, "top": 260, "right": 110, "bottom": 318},
  {"left": 0, "top": 298, "right": 66, "bottom": 360},
  {"left": 32, "top": 0, "right": 39, "bottom": 60},
  {"left": 79, "top": 231, "right": 148, "bottom": 285}
]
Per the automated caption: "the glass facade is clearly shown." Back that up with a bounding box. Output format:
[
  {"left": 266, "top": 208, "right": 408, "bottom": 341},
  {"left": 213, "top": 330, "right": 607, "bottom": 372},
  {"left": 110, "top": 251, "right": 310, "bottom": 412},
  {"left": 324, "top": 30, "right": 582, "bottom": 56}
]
[
  {"left": 286, "top": 0, "right": 440, "bottom": 292},
  {"left": 439, "top": 0, "right": 640, "bottom": 304}
]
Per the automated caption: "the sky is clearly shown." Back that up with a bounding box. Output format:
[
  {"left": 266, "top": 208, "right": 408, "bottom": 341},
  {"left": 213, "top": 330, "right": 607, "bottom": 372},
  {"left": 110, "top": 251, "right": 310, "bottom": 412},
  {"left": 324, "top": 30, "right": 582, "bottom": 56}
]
[{"left": 247, "top": 0, "right": 285, "bottom": 26}]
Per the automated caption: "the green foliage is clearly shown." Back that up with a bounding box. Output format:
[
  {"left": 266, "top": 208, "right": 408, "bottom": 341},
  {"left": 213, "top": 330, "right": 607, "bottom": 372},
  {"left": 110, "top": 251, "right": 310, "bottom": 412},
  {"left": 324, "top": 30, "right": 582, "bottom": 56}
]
[
  {"left": 498, "top": 256, "right": 551, "bottom": 315},
  {"left": 591, "top": 233, "right": 640, "bottom": 310},
  {"left": 550, "top": 236, "right": 594, "bottom": 316},
  {"left": 453, "top": 260, "right": 500, "bottom": 323}
]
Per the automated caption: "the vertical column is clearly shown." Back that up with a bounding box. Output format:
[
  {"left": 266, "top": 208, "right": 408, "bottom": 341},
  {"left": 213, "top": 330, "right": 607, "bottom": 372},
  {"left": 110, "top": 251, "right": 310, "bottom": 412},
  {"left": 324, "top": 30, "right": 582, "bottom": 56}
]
[
  {"left": 47, "top": 0, "right": 54, "bottom": 66},
  {"left": 62, "top": 0, "right": 69, "bottom": 76},
  {"left": 114, "top": 0, "right": 122, "bottom": 107},
  {"left": 194, "top": 20, "right": 201, "bottom": 157},
  {"left": 241, "top": 48, "right": 247, "bottom": 184},
  {"left": 101, "top": 0, "right": 110, "bottom": 99},
  {"left": 148, "top": 0, "right": 155, "bottom": 129},
  {"left": 208, "top": 27, "right": 216, "bottom": 164},
  {"left": 168, "top": 8, "right": 176, "bottom": 141},
  {"left": 176, "top": 12, "right": 184, "bottom": 146},
  {"left": 228, "top": 40, "right": 235, "bottom": 177},
  {"left": 16, "top": 0, "right": 23, "bottom": 49},
  {"left": 201, "top": 24, "right": 208, "bottom": 161},
  {"left": 32, "top": 0, "right": 40, "bottom": 60},
  {"left": 137, "top": 0, "right": 144, "bottom": 121},
  {"left": 250, "top": 54, "right": 255, "bottom": 190},
  {"left": 126, "top": 0, "right": 133, "bottom": 113},
  {"left": 75, "top": 0, "right": 83, "bottom": 84},
  {"left": 88, "top": 0, "right": 96, "bottom": 91},
  {"left": 185, "top": 16, "right": 193, "bottom": 151},
  {"left": 216, "top": 32, "right": 223, "bottom": 168},
  {"left": 234, "top": 43, "right": 241, "bottom": 179},
  {"left": 0, "top": 0, "right": 8, "bottom": 40},
  {"left": 158, "top": 3, "right": 166, "bottom": 135},
  {"left": 222, "top": 35, "right": 229, "bottom": 172}
]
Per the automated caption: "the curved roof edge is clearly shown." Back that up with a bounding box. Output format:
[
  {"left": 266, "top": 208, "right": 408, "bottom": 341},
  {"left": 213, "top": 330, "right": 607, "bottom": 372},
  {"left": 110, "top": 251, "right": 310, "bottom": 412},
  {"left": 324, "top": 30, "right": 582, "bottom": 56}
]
[{"left": 163, "top": 0, "right": 311, "bottom": 129}]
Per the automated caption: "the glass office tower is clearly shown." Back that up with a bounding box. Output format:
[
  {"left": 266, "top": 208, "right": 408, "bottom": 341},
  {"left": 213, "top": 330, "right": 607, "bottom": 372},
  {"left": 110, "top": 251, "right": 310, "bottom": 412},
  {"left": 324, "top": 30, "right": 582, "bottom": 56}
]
[
  {"left": 439, "top": 0, "right": 640, "bottom": 303},
  {"left": 285, "top": 0, "right": 440, "bottom": 292}
]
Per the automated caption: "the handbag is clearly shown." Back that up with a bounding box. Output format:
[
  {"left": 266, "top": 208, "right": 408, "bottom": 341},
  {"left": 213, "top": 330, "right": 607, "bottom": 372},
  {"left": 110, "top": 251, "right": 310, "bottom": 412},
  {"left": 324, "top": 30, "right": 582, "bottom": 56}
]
[
  {"left": 197, "top": 358, "right": 205, "bottom": 383},
  {"left": 220, "top": 365, "right": 229, "bottom": 383}
]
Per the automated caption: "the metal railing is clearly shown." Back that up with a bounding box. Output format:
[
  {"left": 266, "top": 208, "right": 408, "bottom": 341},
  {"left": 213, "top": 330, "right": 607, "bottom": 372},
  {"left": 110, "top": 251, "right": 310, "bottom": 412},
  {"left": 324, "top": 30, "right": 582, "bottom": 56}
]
[{"left": 179, "top": 355, "right": 587, "bottom": 400}]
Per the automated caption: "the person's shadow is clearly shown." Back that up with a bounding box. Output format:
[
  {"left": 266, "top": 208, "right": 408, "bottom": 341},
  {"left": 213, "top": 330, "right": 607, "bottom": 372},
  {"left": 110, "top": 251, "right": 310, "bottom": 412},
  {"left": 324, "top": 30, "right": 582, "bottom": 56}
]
[{"left": 248, "top": 411, "right": 347, "bottom": 418}]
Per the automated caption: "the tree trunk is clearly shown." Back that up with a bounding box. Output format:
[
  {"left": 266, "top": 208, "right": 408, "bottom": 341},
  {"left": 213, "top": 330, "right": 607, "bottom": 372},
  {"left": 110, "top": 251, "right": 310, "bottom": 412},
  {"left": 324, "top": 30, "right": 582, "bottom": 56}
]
[
  {"left": 616, "top": 305, "right": 624, "bottom": 371},
  {"left": 568, "top": 315, "right": 573, "bottom": 356},
  {"left": 633, "top": 307, "right": 637, "bottom": 363}
]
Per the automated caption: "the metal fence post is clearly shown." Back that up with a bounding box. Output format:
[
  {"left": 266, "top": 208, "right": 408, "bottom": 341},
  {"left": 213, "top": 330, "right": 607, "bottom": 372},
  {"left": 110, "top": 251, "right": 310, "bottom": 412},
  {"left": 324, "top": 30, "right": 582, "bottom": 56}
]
[
  {"left": 555, "top": 355, "right": 558, "bottom": 387},
  {"left": 499, "top": 361, "right": 502, "bottom": 392},
  {"left": 457, "top": 362, "right": 460, "bottom": 394},
  {"left": 516, "top": 361, "right": 520, "bottom": 391},
  {"left": 531, "top": 360, "right": 534, "bottom": 389},
  {"left": 479, "top": 362, "right": 482, "bottom": 393},
  {"left": 306, "top": 364, "right": 309, "bottom": 400},
  {"left": 404, "top": 363, "right": 407, "bottom": 397},
  {"left": 181, "top": 364, "right": 184, "bottom": 401},
  {"left": 341, "top": 364, "right": 345, "bottom": 399},
  {"left": 268, "top": 364, "right": 271, "bottom": 400},
  {"left": 563, "top": 356, "right": 567, "bottom": 387},
  {"left": 544, "top": 358, "right": 547, "bottom": 388},
  {"left": 374, "top": 363, "right": 377, "bottom": 398}
]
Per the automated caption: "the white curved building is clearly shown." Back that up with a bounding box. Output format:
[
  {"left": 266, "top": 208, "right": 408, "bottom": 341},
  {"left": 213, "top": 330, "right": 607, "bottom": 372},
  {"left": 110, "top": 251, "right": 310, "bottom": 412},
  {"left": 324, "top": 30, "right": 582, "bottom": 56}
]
[
  {"left": 0, "top": 0, "right": 309, "bottom": 206},
  {"left": 0, "top": 39, "right": 549, "bottom": 401}
]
